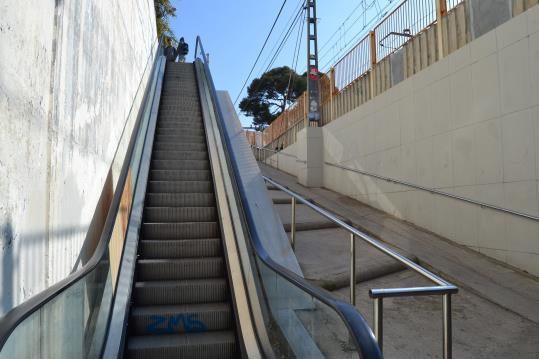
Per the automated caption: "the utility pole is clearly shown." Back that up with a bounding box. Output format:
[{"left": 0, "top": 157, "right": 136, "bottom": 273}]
[{"left": 306, "top": 0, "right": 320, "bottom": 126}]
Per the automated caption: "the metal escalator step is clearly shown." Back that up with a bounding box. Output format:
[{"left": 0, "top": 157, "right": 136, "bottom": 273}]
[
  {"left": 148, "top": 181, "right": 212, "bottom": 194},
  {"left": 150, "top": 159, "right": 209, "bottom": 170},
  {"left": 153, "top": 142, "right": 206, "bottom": 152},
  {"left": 144, "top": 207, "right": 217, "bottom": 222},
  {"left": 146, "top": 193, "right": 215, "bottom": 207},
  {"left": 127, "top": 331, "right": 237, "bottom": 359},
  {"left": 143, "top": 222, "right": 219, "bottom": 240},
  {"left": 150, "top": 169, "right": 210, "bottom": 181},
  {"left": 152, "top": 150, "right": 207, "bottom": 161},
  {"left": 137, "top": 257, "right": 224, "bottom": 281},
  {"left": 156, "top": 122, "right": 204, "bottom": 130},
  {"left": 139, "top": 238, "right": 221, "bottom": 259},
  {"left": 154, "top": 135, "right": 207, "bottom": 144},
  {"left": 130, "top": 302, "right": 233, "bottom": 335},
  {"left": 156, "top": 127, "right": 204, "bottom": 136},
  {"left": 134, "top": 278, "right": 228, "bottom": 305}
]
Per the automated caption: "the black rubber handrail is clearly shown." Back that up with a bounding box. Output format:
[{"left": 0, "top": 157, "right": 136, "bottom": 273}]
[
  {"left": 0, "top": 37, "right": 164, "bottom": 351},
  {"left": 195, "top": 36, "right": 383, "bottom": 359}
]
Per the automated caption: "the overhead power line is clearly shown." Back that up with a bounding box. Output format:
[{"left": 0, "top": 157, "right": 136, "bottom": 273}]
[{"left": 234, "top": 0, "right": 288, "bottom": 106}]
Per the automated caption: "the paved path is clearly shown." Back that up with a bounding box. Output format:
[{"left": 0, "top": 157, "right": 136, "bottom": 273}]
[{"left": 260, "top": 163, "right": 539, "bottom": 358}]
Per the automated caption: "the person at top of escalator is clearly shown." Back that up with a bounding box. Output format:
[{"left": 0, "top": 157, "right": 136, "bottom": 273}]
[
  {"left": 177, "top": 37, "right": 189, "bottom": 63},
  {"left": 164, "top": 37, "right": 177, "bottom": 63}
]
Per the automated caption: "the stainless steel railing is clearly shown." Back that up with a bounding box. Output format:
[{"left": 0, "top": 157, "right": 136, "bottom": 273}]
[
  {"left": 252, "top": 146, "right": 539, "bottom": 222},
  {"left": 263, "top": 175, "right": 458, "bottom": 359}
]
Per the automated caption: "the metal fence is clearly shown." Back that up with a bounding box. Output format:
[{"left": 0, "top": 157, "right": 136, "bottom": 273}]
[
  {"left": 333, "top": 35, "right": 371, "bottom": 90},
  {"left": 374, "top": 0, "right": 437, "bottom": 62},
  {"left": 260, "top": 0, "right": 521, "bottom": 149}
]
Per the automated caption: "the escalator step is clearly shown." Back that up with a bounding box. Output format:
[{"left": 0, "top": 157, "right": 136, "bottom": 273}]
[
  {"left": 144, "top": 207, "right": 217, "bottom": 223},
  {"left": 156, "top": 127, "right": 204, "bottom": 136},
  {"left": 153, "top": 142, "right": 206, "bottom": 152},
  {"left": 157, "top": 121, "right": 203, "bottom": 129},
  {"left": 145, "top": 193, "right": 215, "bottom": 207},
  {"left": 127, "top": 331, "right": 237, "bottom": 359},
  {"left": 154, "top": 135, "right": 207, "bottom": 144},
  {"left": 150, "top": 169, "right": 211, "bottom": 181},
  {"left": 142, "top": 222, "right": 219, "bottom": 240},
  {"left": 134, "top": 278, "right": 228, "bottom": 305},
  {"left": 137, "top": 257, "right": 224, "bottom": 281},
  {"left": 129, "top": 302, "right": 234, "bottom": 335},
  {"left": 139, "top": 238, "right": 221, "bottom": 259},
  {"left": 150, "top": 159, "right": 209, "bottom": 170},
  {"left": 148, "top": 180, "right": 212, "bottom": 194},
  {"left": 152, "top": 150, "right": 207, "bottom": 161}
]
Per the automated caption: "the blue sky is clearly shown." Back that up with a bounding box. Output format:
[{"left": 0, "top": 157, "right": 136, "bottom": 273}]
[{"left": 169, "top": 0, "right": 399, "bottom": 127}]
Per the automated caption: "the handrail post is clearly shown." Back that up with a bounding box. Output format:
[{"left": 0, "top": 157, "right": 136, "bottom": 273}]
[
  {"left": 374, "top": 297, "right": 383, "bottom": 353},
  {"left": 443, "top": 294, "right": 452, "bottom": 359},
  {"left": 291, "top": 197, "right": 297, "bottom": 250},
  {"left": 350, "top": 233, "right": 356, "bottom": 305}
]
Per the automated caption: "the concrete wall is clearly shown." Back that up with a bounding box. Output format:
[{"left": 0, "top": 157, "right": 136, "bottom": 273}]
[
  {"left": 264, "top": 143, "right": 299, "bottom": 177},
  {"left": 0, "top": 0, "right": 156, "bottom": 315},
  {"left": 322, "top": 7, "right": 539, "bottom": 276}
]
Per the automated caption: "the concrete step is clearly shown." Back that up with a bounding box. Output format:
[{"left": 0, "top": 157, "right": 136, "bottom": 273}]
[
  {"left": 283, "top": 221, "right": 340, "bottom": 232},
  {"left": 152, "top": 150, "right": 207, "bottom": 161},
  {"left": 144, "top": 207, "right": 217, "bottom": 223},
  {"left": 147, "top": 180, "right": 212, "bottom": 194},
  {"left": 150, "top": 169, "right": 211, "bottom": 182},
  {"left": 150, "top": 159, "right": 209, "bottom": 170},
  {"left": 142, "top": 222, "right": 220, "bottom": 239},
  {"left": 134, "top": 278, "right": 228, "bottom": 305},
  {"left": 153, "top": 142, "right": 206, "bottom": 152},
  {"left": 127, "top": 331, "right": 237, "bottom": 359},
  {"left": 139, "top": 239, "right": 222, "bottom": 259},
  {"left": 129, "top": 302, "right": 233, "bottom": 335},
  {"left": 137, "top": 258, "right": 224, "bottom": 281}
]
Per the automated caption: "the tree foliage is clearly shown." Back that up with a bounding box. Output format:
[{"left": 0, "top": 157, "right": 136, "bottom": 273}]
[
  {"left": 154, "top": 0, "right": 177, "bottom": 38},
  {"left": 239, "top": 66, "right": 306, "bottom": 130}
]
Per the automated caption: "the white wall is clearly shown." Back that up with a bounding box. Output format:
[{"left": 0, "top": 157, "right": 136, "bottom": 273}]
[
  {"left": 266, "top": 143, "right": 299, "bottom": 177},
  {"left": 323, "top": 6, "right": 539, "bottom": 276},
  {"left": 0, "top": 0, "right": 156, "bottom": 315}
]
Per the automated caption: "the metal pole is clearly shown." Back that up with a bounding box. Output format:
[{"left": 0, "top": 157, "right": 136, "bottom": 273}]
[
  {"left": 374, "top": 298, "right": 383, "bottom": 353},
  {"left": 291, "top": 197, "right": 297, "bottom": 250},
  {"left": 350, "top": 233, "right": 356, "bottom": 305},
  {"left": 443, "top": 294, "right": 452, "bottom": 359}
]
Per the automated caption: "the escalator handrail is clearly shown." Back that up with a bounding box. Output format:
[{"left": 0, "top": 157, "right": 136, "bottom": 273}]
[
  {"left": 0, "top": 36, "right": 164, "bottom": 351},
  {"left": 194, "top": 36, "right": 383, "bottom": 359}
]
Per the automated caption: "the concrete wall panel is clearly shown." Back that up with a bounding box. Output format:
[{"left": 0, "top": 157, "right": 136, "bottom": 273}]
[
  {"left": 322, "top": 10, "right": 539, "bottom": 276},
  {"left": 0, "top": 0, "right": 156, "bottom": 314}
]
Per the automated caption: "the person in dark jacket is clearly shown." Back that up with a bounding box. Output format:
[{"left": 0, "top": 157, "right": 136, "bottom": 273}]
[
  {"left": 177, "top": 37, "right": 189, "bottom": 63},
  {"left": 164, "top": 37, "right": 177, "bottom": 62}
]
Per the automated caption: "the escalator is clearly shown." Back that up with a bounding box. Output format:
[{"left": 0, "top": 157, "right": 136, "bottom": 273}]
[
  {"left": 0, "top": 37, "right": 382, "bottom": 359},
  {"left": 126, "top": 63, "right": 238, "bottom": 358}
]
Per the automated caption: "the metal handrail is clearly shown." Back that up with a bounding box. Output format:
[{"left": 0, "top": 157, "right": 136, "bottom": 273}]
[
  {"left": 195, "top": 36, "right": 383, "bottom": 359},
  {"left": 252, "top": 146, "right": 539, "bottom": 222},
  {"left": 263, "top": 175, "right": 458, "bottom": 358},
  {"left": 0, "top": 36, "right": 164, "bottom": 351},
  {"left": 326, "top": 162, "right": 539, "bottom": 222}
]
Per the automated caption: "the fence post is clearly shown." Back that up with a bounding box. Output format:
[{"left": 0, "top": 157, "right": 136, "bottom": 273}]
[
  {"left": 369, "top": 31, "right": 377, "bottom": 97},
  {"left": 329, "top": 67, "right": 336, "bottom": 123},
  {"left": 436, "top": 0, "right": 447, "bottom": 60}
]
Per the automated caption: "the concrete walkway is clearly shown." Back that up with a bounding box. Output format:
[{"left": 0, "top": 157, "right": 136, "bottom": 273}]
[{"left": 260, "top": 163, "right": 539, "bottom": 358}]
